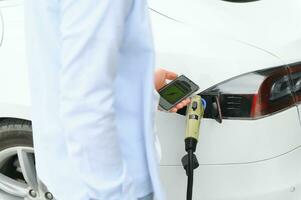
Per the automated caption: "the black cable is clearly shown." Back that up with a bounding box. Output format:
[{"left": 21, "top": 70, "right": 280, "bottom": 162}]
[{"left": 187, "top": 150, "right": 194, "bottom": 200}]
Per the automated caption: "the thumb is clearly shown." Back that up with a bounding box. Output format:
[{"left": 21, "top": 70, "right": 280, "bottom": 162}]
[{"left": 165, "top": 71, "right": 178, "bottom": 80}]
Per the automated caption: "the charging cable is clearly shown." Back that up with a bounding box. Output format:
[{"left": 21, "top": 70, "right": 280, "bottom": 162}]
[{"left": 181, "top": 95, "right": 205, "bottom": 200}]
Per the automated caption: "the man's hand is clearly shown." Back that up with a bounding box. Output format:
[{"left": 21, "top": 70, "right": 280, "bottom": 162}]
[{"left": 154, "top": 68, "right": 191, "bottom": 113}]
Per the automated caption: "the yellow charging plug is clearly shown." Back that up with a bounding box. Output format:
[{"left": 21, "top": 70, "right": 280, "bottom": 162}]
[{"left": 185, "top": 95, "right": 205, "bottom": 143}]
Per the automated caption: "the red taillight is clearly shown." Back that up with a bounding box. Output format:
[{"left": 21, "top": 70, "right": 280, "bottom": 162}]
[
  {"left": 201, "top": 64, "right": 300, "bottom": 120},
  {"left": 288, "top": 62, "right": 301, "bottom": 102},
  {"left": 251, "top": 66, "right": 295, "bottom": 118}
]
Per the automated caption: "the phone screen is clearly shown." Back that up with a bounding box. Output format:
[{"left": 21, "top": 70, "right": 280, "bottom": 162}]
[{"left": 160, "top": 81, "right": 191, "bottom": 104}]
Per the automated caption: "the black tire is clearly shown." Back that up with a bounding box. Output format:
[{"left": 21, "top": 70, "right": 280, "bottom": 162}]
[
  {"left": 0, "top": 118, "right": 33, "bottom": 181},
  {"left": 0, "top": 118, "right": 33, "bottom": 151}
]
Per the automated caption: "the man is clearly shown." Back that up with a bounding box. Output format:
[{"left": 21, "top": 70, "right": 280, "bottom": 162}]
[{"left": 24, "top": 1, "right": 190, "bottom": 200}]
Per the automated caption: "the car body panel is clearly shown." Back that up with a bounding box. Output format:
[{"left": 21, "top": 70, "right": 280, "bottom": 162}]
[
  {"left": 0, "top": 3, "right": 30, "bottom": 121},
  {"left": 161, "top": 146, "right": 301, "bottom": 200},
  {"left": 148, "top": 1, "right": 301, "bottom": 199},
  {"left": 150, "top": 10, "right": 301, "bottom": 164},
  {"left": 149, "top": 0, "right": 301, "bottom": 62},
  {"left": 157, "top": 107, "right": 301, "bottom": 165},
  {"left": 150, "top": 11, "right": 286, "bottom": 91}
]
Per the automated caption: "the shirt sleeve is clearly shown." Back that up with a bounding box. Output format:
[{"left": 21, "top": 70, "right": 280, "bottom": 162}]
[
  {"left": 58, "top": 1, "right": 134, "bottom": 199},
  {"left": 153, "top": 89, "right": 162, "bottom": 163}
]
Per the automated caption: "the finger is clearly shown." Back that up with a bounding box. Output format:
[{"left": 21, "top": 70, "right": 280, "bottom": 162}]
[
  {"left": 165, "top": 71, "right": 178, "bottom": 80},
  {"left": 184, "top": 98, "right": 192, "bottom": 105},
  {"left": 170, "top": 108, "right": 177, "bottom": 113},
  {"left": 181, "top": 100, "right": 189, "bottom": 107},
  {"left": 176, "top": 102, "right": 184, "bottom": 109}
]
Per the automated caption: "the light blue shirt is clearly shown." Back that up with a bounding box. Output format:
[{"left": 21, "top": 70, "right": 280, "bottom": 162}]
[{"left": 24, "top": 0, "right": 165, "bottom": 199}]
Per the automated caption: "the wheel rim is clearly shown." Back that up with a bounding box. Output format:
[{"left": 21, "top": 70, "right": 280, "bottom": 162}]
[{"left": 0, "top": 146, "right": 54, "bottom": 200}]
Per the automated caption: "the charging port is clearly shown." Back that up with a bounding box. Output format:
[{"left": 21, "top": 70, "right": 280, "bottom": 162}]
[{"left": 177, "top": 93, "right": 223, "bottom": 123}]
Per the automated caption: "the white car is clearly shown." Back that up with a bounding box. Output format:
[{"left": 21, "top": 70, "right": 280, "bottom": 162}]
[{"left": 1, "top": 0, "right": 301, "bottom": 199}]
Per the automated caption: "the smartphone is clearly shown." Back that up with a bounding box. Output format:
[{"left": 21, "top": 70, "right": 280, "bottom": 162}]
[{"left": 158, "top": 75, "right": 199, "bottom": 111}]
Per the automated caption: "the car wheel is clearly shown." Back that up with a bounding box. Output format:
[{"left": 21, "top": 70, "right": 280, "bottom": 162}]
[{"left": 0, "top": 119, "right": 54, "bottom": 200}]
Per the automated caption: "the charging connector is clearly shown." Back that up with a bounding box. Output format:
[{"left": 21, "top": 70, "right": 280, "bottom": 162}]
[{"left": 181, "top": 95, "right": 205, "bottom": 200}]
